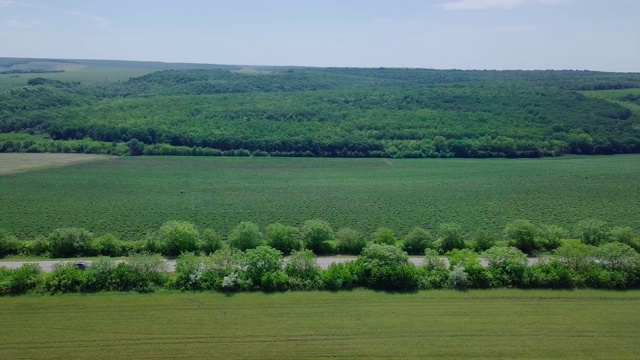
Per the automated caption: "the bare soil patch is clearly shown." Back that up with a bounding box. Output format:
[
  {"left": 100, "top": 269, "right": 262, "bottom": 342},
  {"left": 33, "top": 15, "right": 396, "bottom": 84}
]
[{"left": 0, "top": 153, "right": 114, "bottom": 176}]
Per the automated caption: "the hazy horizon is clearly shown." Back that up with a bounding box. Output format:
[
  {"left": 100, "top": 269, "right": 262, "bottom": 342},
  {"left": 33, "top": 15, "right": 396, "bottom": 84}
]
[{"left": 1, "top": 0, "right": 639, "bottom": 72}]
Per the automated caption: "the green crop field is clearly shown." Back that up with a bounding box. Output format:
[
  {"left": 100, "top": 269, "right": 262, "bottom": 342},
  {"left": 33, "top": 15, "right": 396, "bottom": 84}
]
[
  {"left": 0, "top": 154, "right": 638, "bottom": 240},
  {"left": 0, "top": 290, "right": 639, "bottom": 359}
]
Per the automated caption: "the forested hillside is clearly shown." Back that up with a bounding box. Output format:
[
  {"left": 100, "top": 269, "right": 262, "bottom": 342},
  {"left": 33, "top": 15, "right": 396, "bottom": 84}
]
[{"left": 2, "top": 67, "right": 640, "bottom": 158}]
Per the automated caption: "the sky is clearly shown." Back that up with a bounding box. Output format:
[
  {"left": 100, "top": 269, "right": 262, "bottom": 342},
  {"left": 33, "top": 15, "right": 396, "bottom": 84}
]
[{"left": 0, "top": 0, "right": 639, "bottom": 71}]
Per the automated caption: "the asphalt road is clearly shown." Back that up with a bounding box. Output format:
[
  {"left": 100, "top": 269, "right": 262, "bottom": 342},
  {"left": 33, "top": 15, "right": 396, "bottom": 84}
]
[{"left": 0, "top": 257, "right": 540, "bottom": 272}]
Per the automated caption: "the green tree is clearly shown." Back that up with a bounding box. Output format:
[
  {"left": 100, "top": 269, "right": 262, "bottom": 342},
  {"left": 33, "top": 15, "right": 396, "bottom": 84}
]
[
  {"left": 446, "top": 249, "right": 489, "bottom": 288},
  {"left": 91, "top": 233, "right": 123, "bottom": 257},
  {"left": 198, "top": 228, "right": 223, "bottom": 255},
  {"left": 335, "top": 228, "right": 368, "bottom": 255},
  {"left": 265, "top": 223, "right": 301, "bottom": 254},
  {"left": 0, "top": 230, "right": 19, "bottom": 258},
  {"left": 576, "top": 219, "right": 610, "bottom": 246},
  {"left": 373, "top": 227, "right": 396, "bottom": 246},
  {"left": 538, "top": 225, "right": 566, "bottom": 251},
  {"left": 158, "top": 220, "right": 199, "bottom": 257},
  {"left": 471, "top": 232, "right": 496, "bottom": 252},
  {"left": 449, "top": 264, "right": 469, "bottom": 291},
  {"left": 127, "top": 138, "right": 145, "bottom": 156},
  {"left": 403, "top": 227, "right": 434, "bottom": 255},
  {"left": 482, "top": 246, "right": 527, "bottom": 288},
  {"left": 596, "top": 242, "right": 639, "bottom": 270},
  {"left": 48, "top": 227, "right": 93, "bottom": 258},
  {"left": 610, "top": 226, "right": 636, "bottom": 246},
  {"left": 301, "top": 219, "right": 334, "bottom": 254},
  {"left": 438, "top": 223, "right": 465, "bottom": 252},
  {"left": 357, "top": 243, "right": 418, "bottom": 291},
  {"left": 504, "top": 219, "right": 538, "bottom": 254},
  {"left": 553, "top": 242, "right": 596, "bottom": 272},
  {"left": 228, "top": 221, "right": 263, "bottom": 251},
  {"left": 244, "top": 246, "right": 283, "bottom": 287}
]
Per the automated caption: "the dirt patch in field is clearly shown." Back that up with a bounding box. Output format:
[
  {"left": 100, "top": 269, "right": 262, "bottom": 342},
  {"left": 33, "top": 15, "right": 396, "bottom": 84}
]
[{"left": 0, "top": 153, "right": 115, "bottom": 176}]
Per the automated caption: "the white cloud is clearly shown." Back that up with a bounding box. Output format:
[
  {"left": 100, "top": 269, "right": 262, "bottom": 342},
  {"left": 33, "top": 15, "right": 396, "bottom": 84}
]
[
  {"left": 66, "top": 10, "right": 110, "bottom": 26},
  {"left": 3, "top": 18, "right": 44, "bottom": 29},
  {"left": 5, "top": 19, "right": 28, "bottom": 28},
  {"left": 439, "top": 0, "right": 568, "bottom": 11}
]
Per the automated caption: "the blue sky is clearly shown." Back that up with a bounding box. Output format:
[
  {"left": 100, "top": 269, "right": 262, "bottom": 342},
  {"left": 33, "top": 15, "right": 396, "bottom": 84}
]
[{"left": 1, "top": 0, "right": 638, "bottom": 71}]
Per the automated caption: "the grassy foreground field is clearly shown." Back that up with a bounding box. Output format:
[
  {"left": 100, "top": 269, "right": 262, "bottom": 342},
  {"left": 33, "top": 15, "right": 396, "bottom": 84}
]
[
  {"left": 0, "top": 290, "right": 639, "bottom": 359},
  {"left": 1, "top": 155, "right": 639, "bottom": 239}
]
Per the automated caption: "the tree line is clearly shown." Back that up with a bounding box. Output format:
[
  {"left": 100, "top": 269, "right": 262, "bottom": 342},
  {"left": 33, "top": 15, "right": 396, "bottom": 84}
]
[{"left": 1, "top": 218, "right": 637, "bottom": 259}]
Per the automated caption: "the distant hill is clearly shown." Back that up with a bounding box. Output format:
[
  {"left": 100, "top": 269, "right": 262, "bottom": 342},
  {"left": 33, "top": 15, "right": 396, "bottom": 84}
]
[{"left": 1, "top": 58, "right": 640, "bottom": 158}]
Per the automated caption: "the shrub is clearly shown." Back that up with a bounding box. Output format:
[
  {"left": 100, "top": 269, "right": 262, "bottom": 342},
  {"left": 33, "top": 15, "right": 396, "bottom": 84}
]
[
  {"left": 610, "top": 226, "right": 637, "bottom": 247},
  {"left": 576, "top": 219, "right": 610, "bottom": 246},
  {"left": 357, "top": 243, "right": 418, "bottom": 291},
  {"left": 538, "top": 225, "right": 566, "bottom": 251},
  {"left": 554, "top": 242, "right": 596, "bottom": 272},
  {"left": 48, "top": 228, "right": 93, "bottom": 258},
  {"left": 418, "top": 260, "right": 450, "bottom": 290},
  {"left": 175, "top": 252, "right": 204, "bottom": 290},
  {"left": 29, "top": 236, "right": 50, "bottom": 257},
  {"left": 285, "top": 249, "right": 321, "bottom": 282},
  {"left": 260, "top": 270, "right": 289, "bottom": 292},
  {"left": 504, "top": 220, "right": 538, "bottom": 254},
  {"left": 301, "top": 219, "right": 334, "bottom": 254},
  {"left": 482, "top": 246, "right": 527, "bottom": 288},
  {"left": 0, "top": 230, "right": 19, "bottom": 258},
  {"left": 198, "top": 228, "right": 224, "bottom": 255},
  {"left": 472, "top": 232, "right": 496, "bottom": 252},
  {"left": 449, "top": 264, "right": 469, "bottom": 291},
  {"left": 403, "top": 227, "right": 434, "bottom": 255},
  {"left": 244, "top": 246, "right": 283, "bottom": 288},
  {"left": 3, "top": 264, "right": 43, "bottom": 295},
  {"left": 595, "top": 242, "right": 639, "bottom": 270},
  {"left": 521, "top": 262, "right": 575, "bottom": 289},
  {"left": 199, "top": 248, "right": 247, "bottom": 291},
  {"left": 321, "top": 261, "right": 362, "bottom": 291},
  {"left": 92, "top": 233, "right": 123, "bottom": 257},
  {"left": 89, "top": 257, "right": 117, "bottom": 291},
  {"left": 335, "top": 228, "right": 368, "bottom": 255},
  {"left": 228, "top": 221, "right": 263, "bottom": 251},
  {"left": 158, "top": 220, "right": 199, "bottom": 257},
  {"left": 373, "top": 227, "right": 396, "bottom": 246},
  {"left": 265, "top": 223, "right": 301, "bottom": 254},
  {"left": 124, "top": 253, "right": 168, "bottom": 292},
  {"left": 447, "top": 249, "right": 490, "bottom": 288},
  {"left": 438, "top": 223, "right": 465, "bottom": 252},
  {"left": 45, "top": 263, "right": 96, "bottom": 293}
]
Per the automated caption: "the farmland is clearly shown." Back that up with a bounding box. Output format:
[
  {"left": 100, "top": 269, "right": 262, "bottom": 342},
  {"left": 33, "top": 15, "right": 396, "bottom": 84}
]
[
  {"left": 0, "top": 154, "right": 638, "bottom": 240},
  {"left": 0, "top": 290, "right": 639, "bottom": 359}
]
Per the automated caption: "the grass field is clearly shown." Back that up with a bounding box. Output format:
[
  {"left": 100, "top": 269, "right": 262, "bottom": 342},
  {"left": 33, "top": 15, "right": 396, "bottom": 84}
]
[
  {"left": 0, "top": 155, "right": 639, "bottom": 240},
  {"left": 0, "top": 290, "right": 638, "bottom": 359},
  {"left": 581, "top": 88, "right": 640, "bottom": 116},
  {"left": 0, "top": 68, "right": 154, "bottom": 92}
]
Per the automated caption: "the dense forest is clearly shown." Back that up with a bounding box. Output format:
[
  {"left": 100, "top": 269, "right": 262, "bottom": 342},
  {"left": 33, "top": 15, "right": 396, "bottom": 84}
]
[{"left": 2, "top": 67, "right": 640, "bottom": 158}]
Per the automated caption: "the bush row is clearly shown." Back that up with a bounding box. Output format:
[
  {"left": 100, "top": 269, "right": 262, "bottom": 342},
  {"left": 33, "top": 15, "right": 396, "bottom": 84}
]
[
  {"left": 2, "top": 242, "right": 640, "bottom": 296},
  {"left": 1, "top": 218, "right": 638, "bottom": 259}
]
